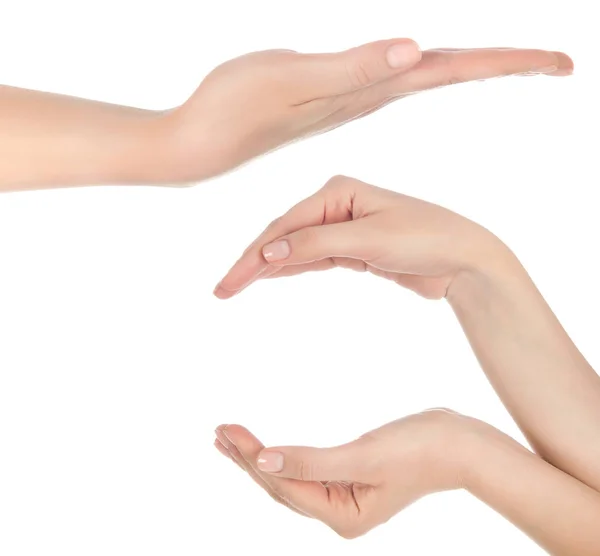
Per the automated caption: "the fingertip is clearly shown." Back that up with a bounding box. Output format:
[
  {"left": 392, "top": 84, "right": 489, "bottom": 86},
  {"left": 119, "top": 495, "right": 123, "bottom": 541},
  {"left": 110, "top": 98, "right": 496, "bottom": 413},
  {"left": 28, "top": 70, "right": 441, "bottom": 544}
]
[
  {"left": 214, "top": 437, "right": 231, "bottom": 459},
  {"left": 214, "top": 278, "right": 245, "bottom": 299},
  {"left": 548, "top": 51, "right": 574, "bottom": 76},
  {"left": 222, "top": 423, "right": 247, "bottom": 442},
  {"left": 213, "top": 283, "right": 234, "bottom": 299}
]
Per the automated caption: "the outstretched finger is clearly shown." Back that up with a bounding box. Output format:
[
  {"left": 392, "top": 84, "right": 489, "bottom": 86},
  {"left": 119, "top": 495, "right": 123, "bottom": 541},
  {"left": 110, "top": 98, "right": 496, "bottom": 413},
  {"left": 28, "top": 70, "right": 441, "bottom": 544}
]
[{"left": 380, "top": 48, "right": 573, "bottom": 97}]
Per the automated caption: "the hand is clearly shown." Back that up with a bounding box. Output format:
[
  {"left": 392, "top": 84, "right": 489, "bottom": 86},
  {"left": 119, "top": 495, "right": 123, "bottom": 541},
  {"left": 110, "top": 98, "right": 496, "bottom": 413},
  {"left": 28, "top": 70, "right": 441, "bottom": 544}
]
[
  {"left": 214, "top": 408, "right": 468, "bottom": 538},
  {"left": 214, "top": 411, "right": 600, "bottom": 552},
  {"left": 214, "top": 175, "right": 510, "bottom": 300},
  {"left": 0, "top": 44, "right": 572, "bottom": 191},
  {"left": 164, "top": 45, "right": 573, "bottom": 183}
]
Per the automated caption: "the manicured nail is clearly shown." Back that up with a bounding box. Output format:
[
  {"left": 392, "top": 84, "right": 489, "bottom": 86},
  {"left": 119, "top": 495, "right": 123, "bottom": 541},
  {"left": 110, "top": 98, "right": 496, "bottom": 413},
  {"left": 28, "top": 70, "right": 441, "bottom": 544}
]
[
  {"left": 257, "top": 451, "right": 284, "bottom": 472},
  {"left": 386, "top": 41, "right": 421, "bottom": 69},
  {"left": 262, "top": 240, "right": 290, "bottom": 262}
]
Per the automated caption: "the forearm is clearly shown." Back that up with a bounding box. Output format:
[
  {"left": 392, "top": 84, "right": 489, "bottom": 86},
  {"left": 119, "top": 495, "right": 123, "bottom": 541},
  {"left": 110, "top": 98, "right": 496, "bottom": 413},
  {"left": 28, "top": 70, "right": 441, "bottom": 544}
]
[
  {"left": 447, "top": 244, "right": 600, "bottom": 491},
  {"left": 0, "top": 85, "right": 177, "bottom": 191},
  {"left": 462, "top": 421, "right": 600, "bottom": 556}
]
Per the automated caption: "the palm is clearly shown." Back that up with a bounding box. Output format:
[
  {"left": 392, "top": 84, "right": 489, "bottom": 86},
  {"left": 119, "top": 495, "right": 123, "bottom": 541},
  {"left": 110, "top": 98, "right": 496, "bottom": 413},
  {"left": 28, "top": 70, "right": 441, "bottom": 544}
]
[{"left": 214, "top": 424, "right": 381, "bottom": 535}]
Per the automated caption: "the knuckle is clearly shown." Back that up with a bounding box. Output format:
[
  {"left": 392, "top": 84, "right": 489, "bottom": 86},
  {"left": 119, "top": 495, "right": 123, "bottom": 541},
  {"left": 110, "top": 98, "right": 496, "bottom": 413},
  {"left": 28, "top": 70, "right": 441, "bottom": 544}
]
[
  {"left": 346, "top": 59, "right": 372, "bottom": 89},
  {"left": 333, "top": 524, "right": 360, "bottom": 540},
  {"left": 298, "top": 460, "right": 314, "bottom": 482},
  {"left": 323, "top": 174, "right": 350, "bottom": 191},
  {"left": 296, "top": 226, "right": 318, "bottom": 244},
  {"left": 431, "top": 52, "right": 462, "bottom": 87},
  {"left": 420, "top": 407, "right": 465, "bottom": 428},
  {"left": 425, "top": 407, "right": 459, "bottom": 416},
  {"left": 267, "top": 216, "right": 283, "bottom": 231}
]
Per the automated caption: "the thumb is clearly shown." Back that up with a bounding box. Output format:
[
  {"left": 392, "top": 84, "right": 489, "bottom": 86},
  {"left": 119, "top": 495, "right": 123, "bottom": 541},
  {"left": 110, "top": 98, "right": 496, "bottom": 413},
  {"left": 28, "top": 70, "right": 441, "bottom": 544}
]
[
  {"left": 257, "top": 441, "right": 369, "bottom": 482},
  {"left": 302, "top": 38, "right": 422, "bottom": 97},
  {"left": 261, "top": 219, "right": 376, "bottom": 266}
]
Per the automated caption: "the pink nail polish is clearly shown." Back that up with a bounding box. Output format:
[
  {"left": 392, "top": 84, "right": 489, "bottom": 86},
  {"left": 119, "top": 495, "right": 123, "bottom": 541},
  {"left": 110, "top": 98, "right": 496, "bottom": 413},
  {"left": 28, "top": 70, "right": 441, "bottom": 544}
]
[
  {"left": 386, "top": 41, "right": 421, "bottom": 69},
  {"left": 257, "top": 451, "right": 284, "bottom": 472},
  {"left": 262, "top": 240, "right": 290, "bottom": 262}
]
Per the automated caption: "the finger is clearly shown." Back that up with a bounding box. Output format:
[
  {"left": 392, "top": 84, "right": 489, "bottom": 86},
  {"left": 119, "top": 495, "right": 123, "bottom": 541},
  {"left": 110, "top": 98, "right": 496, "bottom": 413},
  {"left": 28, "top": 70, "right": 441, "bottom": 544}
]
[
  {"left": 261, "top": 218, "right": 377, "bottom": 267},
  {"left": 214, "top": 437, "right": 233, "bottom": 459},
  {"left": 264, "top": 257, "right": 369, "bottom": 279},
  {"left": 256, "top": 442, "right": 372, "bottom": 484},
  {"left": 215, "top": 426, "right": 310, "bottom": 517},
  {"left": 295, "top": 39, "right": 422, "bottom": 100},
  {"left": 433, "top": 47, "right": 515, "bottom": 51},
  {"left": 213, "top": 191, "right": 326, "bottom": 299},
  {"left": 380, "top": 48, "right": 573, "bottom": 96},
  {"left": 214, "top": 176, "right": 358, "bottom": 298},
  {"left": 223, "top": 425, "right": 337, "bottom": 520},
  {"left": 427, "top": 48, "right": 573, "bottom": 76},
  {"left": 214, "top": 438, "right": 245, "bottom": 470}
]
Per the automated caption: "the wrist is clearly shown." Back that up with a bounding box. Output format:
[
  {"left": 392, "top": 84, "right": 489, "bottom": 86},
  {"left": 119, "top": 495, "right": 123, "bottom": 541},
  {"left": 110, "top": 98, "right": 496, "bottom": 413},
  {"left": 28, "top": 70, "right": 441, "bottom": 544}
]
[
  {"left": 418, "top": 409, "right": 481, "bottom": 492},
  {"left": 119, "top": 110, "right": 193, "bottom": 186},
  {"left": 151, "top": 104, "right": 222, "bottom": 185},
  {"left": 457, "top": 417, "right": 538, "bottom": 496},
  {"left": 446, "top": 233, "right": 530, "bottom": 311}
]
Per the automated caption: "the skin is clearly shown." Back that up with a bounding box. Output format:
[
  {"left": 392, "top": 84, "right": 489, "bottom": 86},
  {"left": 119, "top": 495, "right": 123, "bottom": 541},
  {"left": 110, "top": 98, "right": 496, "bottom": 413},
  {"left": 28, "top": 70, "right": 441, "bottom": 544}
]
[
  {"left": 213, "top": 176, "right": 600, "bottom": 554},
  {"left": 0, "top": 43, "right": 572, "bottom": 191}
]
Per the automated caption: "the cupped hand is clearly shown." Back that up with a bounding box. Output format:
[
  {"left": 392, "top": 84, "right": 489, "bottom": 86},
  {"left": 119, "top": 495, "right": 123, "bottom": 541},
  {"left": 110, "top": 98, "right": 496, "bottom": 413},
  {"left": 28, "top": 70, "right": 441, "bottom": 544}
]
[
  {"left": 214, "top": 408, "right": 469, "bottom": 538},
  {"left": 214, "top": 175, "right": 510, "bottom": 300},
  {"left": 165, "top": 44, "right": 572, "bottom": 182}
]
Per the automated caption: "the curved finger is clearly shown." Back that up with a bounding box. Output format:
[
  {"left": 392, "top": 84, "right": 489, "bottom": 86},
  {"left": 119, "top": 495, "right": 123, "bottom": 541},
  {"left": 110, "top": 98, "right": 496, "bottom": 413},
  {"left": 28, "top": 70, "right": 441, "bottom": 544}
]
[
  {"left": 215, "top": 426, "right": 310, "bottom": 517},
  {"left": 261, "top": 218, "right": 377, "bottom": 267},
  {"left": 213, "top": 191, "right": 325, "bottom": 299},
  {"left": 222, "top": 425, "right": 336, "bottom": 521},
  {"left": 214, "top": 177, "right": 359, "bottom": 299}
]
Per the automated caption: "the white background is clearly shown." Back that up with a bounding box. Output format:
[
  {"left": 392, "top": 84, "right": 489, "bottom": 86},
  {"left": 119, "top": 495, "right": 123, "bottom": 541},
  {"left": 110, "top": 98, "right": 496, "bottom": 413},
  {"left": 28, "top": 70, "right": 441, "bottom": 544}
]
[{"left": 0, "top": 1, "right": 598, "bottom": 554}]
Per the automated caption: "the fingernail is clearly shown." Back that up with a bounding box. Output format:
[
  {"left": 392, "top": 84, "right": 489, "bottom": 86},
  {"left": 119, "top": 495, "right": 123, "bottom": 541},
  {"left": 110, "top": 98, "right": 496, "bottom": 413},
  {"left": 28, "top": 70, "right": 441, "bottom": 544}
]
[
  {"left": 531, "top": 65, "right": 558, "bottom": 74},
  {"left": 257, "top": 451, "right": 284, "bottom": 472},
  {"left": 386, "top": 41, "right": 421, "bottom": 69},
  {"left": 262, "top": 240, "right": 290, "bottom": 262}
]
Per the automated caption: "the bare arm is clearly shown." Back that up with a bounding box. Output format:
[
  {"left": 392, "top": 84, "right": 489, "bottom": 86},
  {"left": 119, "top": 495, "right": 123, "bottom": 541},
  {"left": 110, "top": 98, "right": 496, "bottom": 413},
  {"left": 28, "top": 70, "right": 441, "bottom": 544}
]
[
  {"left": 463, "top": 419, "right": 600, "bottom": 556},
  {"left": 1, "top": 45, "right": 572, "bottom": 192},
  {"left": 0, "top": 85, "right": 167, "bottom": 190},
  {"left": 448, "top": 250, "right": 600, "bottom": 492},
  {"left": 215, "top": 411, "right": 600, "bottom": 555},
  {"left": 214, "top": 174, "right": 600, "bottom": 493}
]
